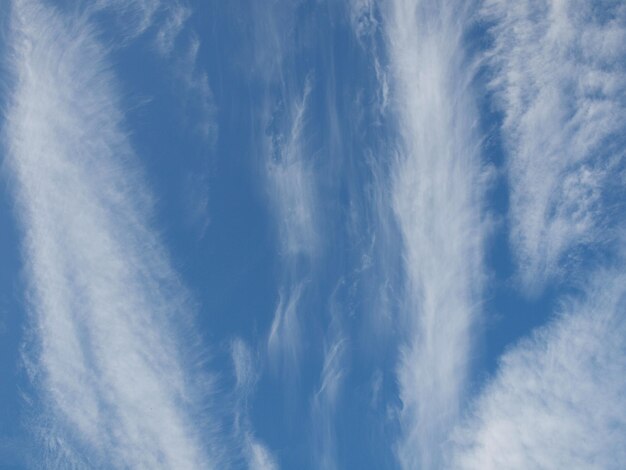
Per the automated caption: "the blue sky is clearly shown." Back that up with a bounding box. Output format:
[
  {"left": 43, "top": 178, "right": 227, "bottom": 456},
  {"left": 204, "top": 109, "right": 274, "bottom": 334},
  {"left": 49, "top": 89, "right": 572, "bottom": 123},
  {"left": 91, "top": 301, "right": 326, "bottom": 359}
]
[{"left": 0, "top": 0, "right": 625, "bottom": 468}]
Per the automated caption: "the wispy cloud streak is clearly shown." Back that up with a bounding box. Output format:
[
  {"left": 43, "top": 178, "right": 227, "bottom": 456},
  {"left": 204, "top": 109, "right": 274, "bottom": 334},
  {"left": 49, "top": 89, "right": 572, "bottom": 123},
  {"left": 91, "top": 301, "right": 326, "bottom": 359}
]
[
  {"left": 93, "top": 0, "right": 161, "bottom": 40},
  {"left": 267, "top": 283, "right": 304, "bottom": 375},
  {"left": 483, "top": 0, "right": 626, "bottom": 292},
  {"left": 231, "top": 339, "right": 279, "bottom": 470},
  {"left": 265, "top": 76, "right": 317, "bottom": 375},
  {"left": 451, "top": 269, "right": 626, "bottom": 469},
  {"left": 90, "top": 0, "right": 216, "bottom": 145},
  {"left": 157, "top": 12, "right": 216, "bottom": 144},
  {"left": 154, "top": 3, "right": 192, "bottom": 56},
  {"left": 311, "top": 281, "right": 349, "bottom": 470},
  {"left": 265, "top": 77, "right": 317, "bottom": 259},
  {"left": 381, "top": 1, "right": 486, "bottom": 467},
  {"left": 5, "top": 0, "right": 217, "bottom": 467},
  {"left": 311, "top": 334, "right": 346, "bottom": 470}
]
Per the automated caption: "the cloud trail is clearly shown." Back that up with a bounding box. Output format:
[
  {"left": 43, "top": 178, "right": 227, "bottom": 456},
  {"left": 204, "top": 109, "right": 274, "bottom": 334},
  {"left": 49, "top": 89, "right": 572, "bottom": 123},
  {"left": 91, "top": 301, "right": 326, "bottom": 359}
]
[
  {"left": 154, "top": 2, "right": 192, "bottom": 56},
  {"left": 153, "top": 1, "right": 216, "bottom": 240},
  {"left": 311, "top": 334, "right": 346, "bottom": 470},
  {"left": 231, "top": 339, "right": 279, "bottom": 470},
  {"left": 5, "top": 0, "right": 218, "bottom": 467},
  {"left": 265, "top": 77, "right": 317, "bottom": 260},
  {"left": 381, "top": 1, "right": 486, "bottom": 467},
  {"left": 450, "top": 269, "right": 626, "bottom": 469},
  {"left": 157, "top": 17, "right": 216, "bottom": 144},
  {"left": 482, "top": 0, "right": 626, "bottom": 293},
  {"left": 267, "top": 283, "right": 305, "bottom": 375},
  {"left": 92, "top": 0, "right": 161, "bottom": 40},
  {"left": 310, "top": 280, "right": 350, "bottom": 470},
  {"left": 90, "top": 0, "right": 216, "bottom": 145},
  {"left": 265, "top": 76, "right": 317, "bottom": 375},
  {"left": 242, "top": 0, "right": 320, "bottom": 382}
]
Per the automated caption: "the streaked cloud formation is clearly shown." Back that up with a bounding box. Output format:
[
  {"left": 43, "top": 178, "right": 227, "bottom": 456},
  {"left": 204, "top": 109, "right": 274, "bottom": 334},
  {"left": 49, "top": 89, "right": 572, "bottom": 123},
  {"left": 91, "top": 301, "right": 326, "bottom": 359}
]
[
  {"left": 231, "top": 339, "right": 279, "bottom": 470},
  {"left": 311, "top": 315, "right": 346, "bottom": 470},
  {"left": 5, "top": 0, "right": 217, "bottom": 467},
  {"left": 154, "top": 3, "right": 192, "bottom": 56},
  {"left": 262, "top": 50, "right": 317, "bottom": 378},
  {"left": 381, "top": 1, "right": 485, "bottom": 467},
  {"left": 265, "top": 77, "right": 317, "bottom": 260},
  {"left": 93, "top": 0, "right": 161, "bottom": 40}
]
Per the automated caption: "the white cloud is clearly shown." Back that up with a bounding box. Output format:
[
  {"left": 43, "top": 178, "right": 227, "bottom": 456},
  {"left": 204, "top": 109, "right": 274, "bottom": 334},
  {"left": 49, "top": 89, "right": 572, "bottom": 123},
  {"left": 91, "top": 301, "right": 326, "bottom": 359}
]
[
  {"left": 265, "top": 77, "right": 317, "bottom": 258},
  {"left": 381, "top": 1, "right": 487, "bottom": 467},
  {"left": 349, "top": 0, "right": 379, "bottom": 42},
  {"left": 175, "top": 32, "right": 217, "bottom": 142},
  {"left": 445, "top": 2, "right": 626, "bottom": 467},
  {"left": 310, "top": 282, "right": 349, "bottom": 469},
  {"left": 232, "top": 338, "right": 260, "bottom": 401},
  {"left": 348, "top": 0, "right": 389, "bottom": 120},
  {"left": 98, "top": 0, "right": 216, "bottom": 236},
  {"left": 6, "top": 1, "right": 219, "bottom": 467},
  {"left": 182, "top": 170, "right": 211, "bottom": 240},
  {"left": 482, "top": 0, "right": 626, "bottom": 293},
  {"left": 246, "top": 441, "right": 279, "bottom": 470},
  {"left": 450, "top": 270, "right": 626, "bottom": 469},
  {"left": 311, "top": 335, "right": 347, "bottom": 470},
  {"left": 161, "top": 15, "right": 215, "bottom": 238},
  {"left": 267, "top": 283, "right": 304, "bottom": 375},
  {"left": 264, "top": 76, "right": 318, "bottom": 376},
  {"left": 246, "top": 0, "right": 303, "bottom": 82},
  {"left": 154, "top": 3, "right": 192, "bottom": 56},
  {"left": 247, "top": 3, "right": 320, "bottom": 387},
  {"left": 89, "top": 0, "right": 216, "bottom": 240},
  {"left": 156, "top": 7, "right": 217, "bottom": 145},
  {"left": 246, "top": 1, "right": 319, "bottom": 381},
  {"left": 89, "top": 0, "right": 216, "bottom": 145},
  {"left": 92, "top": 0, "right": 161, "bottom": 40},
  {"left": 231, "top": 339, "right": 279, "bottom": 470}
]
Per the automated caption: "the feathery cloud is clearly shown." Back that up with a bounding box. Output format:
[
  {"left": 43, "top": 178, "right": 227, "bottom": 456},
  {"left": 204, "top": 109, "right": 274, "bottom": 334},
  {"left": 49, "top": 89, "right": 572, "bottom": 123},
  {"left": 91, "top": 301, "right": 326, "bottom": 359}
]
[
  {"left": 381, "top": 0, "right": 486, "bottom": 467},
  {"left": 154, "top": 3, "right": 192, "bottom": 56},
  {"left": 92, "top": 0, "right": 161, "bottom": 40},
  {"left": 5, "top": 1, "right": 218, "bottom": 467},
  {"left": 264, "top": 73, "right": 317, "bottom": 377},
  {"left": 267, "top": 283, "right": 304, "bottom": 375},
  {"left": 265, "top": 77, "right": 317, "bottom": 259},
  {"left": 311, "top": 335, "right": 347, "bottom": 470},
  {"left": 231, "top": 339, "right": 279, "bottom": 470}
]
